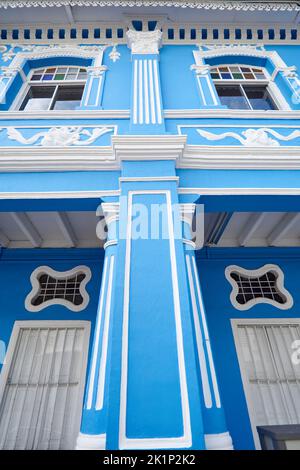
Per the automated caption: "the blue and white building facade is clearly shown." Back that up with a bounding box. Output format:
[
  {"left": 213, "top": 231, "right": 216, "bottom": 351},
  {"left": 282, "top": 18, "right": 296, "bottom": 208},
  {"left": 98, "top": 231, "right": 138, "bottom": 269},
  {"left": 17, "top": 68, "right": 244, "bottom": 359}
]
[{"left": 0, "top": 0, "right": 299, "bottom": 451}]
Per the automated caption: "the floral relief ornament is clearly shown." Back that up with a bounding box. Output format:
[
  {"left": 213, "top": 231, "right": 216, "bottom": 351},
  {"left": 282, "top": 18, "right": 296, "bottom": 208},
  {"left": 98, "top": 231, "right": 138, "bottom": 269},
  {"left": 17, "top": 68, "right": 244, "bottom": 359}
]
[
  {"left": 197, "top": 128, "right": 300, "bottom": 147},
  {"left": 5, "top": 126, "right": 113, "bottom": 147}
]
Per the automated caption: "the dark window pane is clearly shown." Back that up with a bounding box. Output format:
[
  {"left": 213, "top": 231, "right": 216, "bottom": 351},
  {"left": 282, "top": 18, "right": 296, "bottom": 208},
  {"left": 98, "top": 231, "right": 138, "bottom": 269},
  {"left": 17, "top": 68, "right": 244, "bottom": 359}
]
[
  {"left": 42, "top": 74, "right": 54, "bottom": 81},
  {"left": 243, "top": 85, "right": 277, "bottom": 110},
  {"left": 19, "top": 86, "right": 55, "bottom": 111},
  {"left": 51, "top": 85, "right": 84, "bottom": 110},
  {"left": 215, "top": 85, "right": 249, "bottom": 109},
  {"left": 220, "top": 73, "right": 231, "bottom": 79}
]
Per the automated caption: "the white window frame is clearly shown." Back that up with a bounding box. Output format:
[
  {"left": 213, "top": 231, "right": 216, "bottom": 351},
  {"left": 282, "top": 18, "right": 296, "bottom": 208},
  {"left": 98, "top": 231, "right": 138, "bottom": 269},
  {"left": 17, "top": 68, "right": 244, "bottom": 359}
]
[
  {"left": 25, "top": 265, "right": 92, "bottom": 312},
  {"left": 225, "top": 264, "right": 293, "bottom": 311},
  {"left": 231, "top": 318, "right": 300, "bottom": 449},
  {"left": 0, "top": 320, "right": 91, "bottom": 450},
  {"left": 12, "top": 66, "right": 87, "bottom": 112},
  {"left": 211, "top": 64, "right": 289, "bottom": 111}
]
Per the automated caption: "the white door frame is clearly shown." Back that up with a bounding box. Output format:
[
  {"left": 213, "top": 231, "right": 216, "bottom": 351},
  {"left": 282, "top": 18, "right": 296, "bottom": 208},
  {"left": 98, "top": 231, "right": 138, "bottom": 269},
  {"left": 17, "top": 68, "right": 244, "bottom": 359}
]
[
  {"left": 0, "top": 320, "right": 91, "bottom": 450},
  {"left": 231, "top": 317, "right": 300, "bottom": 450}
]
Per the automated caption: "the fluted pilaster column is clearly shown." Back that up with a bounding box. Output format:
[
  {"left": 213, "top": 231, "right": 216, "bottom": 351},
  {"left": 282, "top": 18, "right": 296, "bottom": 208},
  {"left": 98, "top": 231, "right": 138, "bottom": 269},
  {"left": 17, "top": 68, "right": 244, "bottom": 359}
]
[
  {"left": 76, "top": 203, "right": 119, "bottom": 450},
  {"left": 181, "top": 203, "right": 233, "bottom": 450}
]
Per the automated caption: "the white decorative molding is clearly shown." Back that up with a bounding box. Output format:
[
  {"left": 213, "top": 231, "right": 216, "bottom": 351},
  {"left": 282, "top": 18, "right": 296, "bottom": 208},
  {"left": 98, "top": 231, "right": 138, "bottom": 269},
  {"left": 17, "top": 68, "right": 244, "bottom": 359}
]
[
  {"left": 225, "top": 264, "right": 293, "bottom": 311},
  {"left": 1, "top": 108, "right": 300, "bottom": 121},
  {"left": 190, "top": 255, "right": 222, "bottom": 408},
  {"left": 190, "top": 64, "right": 210, "bottom": 77},
  {"left": 127, "top": 29, "right": 162, "bottom": 55},
  {"left": 186, "top": 254, "right": 213, "bottom": 409},
  {"left": 75, "top": 432, "right": 106, "bottom": 450},
  {"left": 0, "top": 109, "right": 130, "bottom": 120},
  {"left": 196, "top": 128, "right": 300, "bottom": 147},
  {"left": 86, "top": 65, "right": 107, "bottom": 77},
  {"left": 180, "top": 203, "right": 196, "bottom": 230},
  {"left": 25, "top": 265, "right": 92, "bottom": 312},
  {"left": 112, "top": 135, "right": 186, "bottom": 161},
  {"left": 109, "top": 44, "right": 121, "bottom": 63},
  {"left": 205, "top": 432, "right": 234, "bottom": 450},
  {"left": 9, "top": 44, "right": 107, "bottom": 69},
  {"left": 194, "top": 45, "right": 287, "bottom": 69},
  {"left": 95, "top": 255, "right": 115, "bottom": 410},
  {"left": 4, "top": 126, "right": 114, "bottom": 147},
  {"left": 98, "top": 202, "right": 120, "bottom": 228},
  {"left": 0, "top": 1, "right": 298, "bottom": 13},
  {"left": 4, "top": 142, "right": 300, "bottom": 171},
  {"left": 86, "top": 257, "right": 108, "bottom": 410},
  {"left": 201, "top": 44, "right": 265, "bottom": 52}
]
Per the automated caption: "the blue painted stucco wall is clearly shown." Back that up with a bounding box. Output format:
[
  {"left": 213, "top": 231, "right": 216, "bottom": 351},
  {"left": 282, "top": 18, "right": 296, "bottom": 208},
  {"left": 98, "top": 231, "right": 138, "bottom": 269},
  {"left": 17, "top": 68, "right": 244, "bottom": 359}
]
[
  {"left": 196, "top": 247, "right": 300, "bottom": 450},
  {"left": 0, "top": 248, "right": 103, "bottom": 377}
]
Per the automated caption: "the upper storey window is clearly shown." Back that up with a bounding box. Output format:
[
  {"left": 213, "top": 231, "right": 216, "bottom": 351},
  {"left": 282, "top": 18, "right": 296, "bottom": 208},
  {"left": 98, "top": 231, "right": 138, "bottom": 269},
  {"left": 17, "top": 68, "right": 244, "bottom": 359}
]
[
  {"left": 19, "top": 66, "right": 87, "bottom": 111},
  {"left": 210, "top": 65, "right": 277, "bottom": 110}
]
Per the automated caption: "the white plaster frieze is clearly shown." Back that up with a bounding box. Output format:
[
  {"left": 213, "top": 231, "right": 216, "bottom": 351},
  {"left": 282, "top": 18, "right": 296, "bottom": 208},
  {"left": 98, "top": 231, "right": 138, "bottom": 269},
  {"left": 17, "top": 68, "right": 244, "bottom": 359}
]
[
  {"left": 196, "top": 128, "right": 300, "bottom": 147},
  {"left": 2, "top": 126, "right": 114, "bottom": 147}
]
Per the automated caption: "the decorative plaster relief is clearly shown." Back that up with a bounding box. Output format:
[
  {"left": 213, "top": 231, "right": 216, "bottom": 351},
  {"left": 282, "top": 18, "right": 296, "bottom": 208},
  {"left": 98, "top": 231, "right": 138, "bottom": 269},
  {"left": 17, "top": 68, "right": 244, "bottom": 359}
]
[
  {"left": 197, "top": 128, "right": 300, "bottom": 147},
  {"left": 127, "top": 29, "right": 162, "bottom": 55},
  {"left": 4, "top": 126, "right": 114, "bottom": 146},
  {"left": 0, "top": 1, "right": 297, "bottom": 12}
]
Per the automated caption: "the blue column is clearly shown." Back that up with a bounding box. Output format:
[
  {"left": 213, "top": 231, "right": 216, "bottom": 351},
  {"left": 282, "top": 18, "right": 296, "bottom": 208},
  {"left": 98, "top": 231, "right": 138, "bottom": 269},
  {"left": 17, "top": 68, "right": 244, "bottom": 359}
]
[
  {"left": 181, "top": 204, "right": 233, "bottom": 450},
  {"left": 76, "top": 203, "right": 119, "bottom": 450},
  {"left": 106, "top": 158, "right": 205, "bottom": 450}
]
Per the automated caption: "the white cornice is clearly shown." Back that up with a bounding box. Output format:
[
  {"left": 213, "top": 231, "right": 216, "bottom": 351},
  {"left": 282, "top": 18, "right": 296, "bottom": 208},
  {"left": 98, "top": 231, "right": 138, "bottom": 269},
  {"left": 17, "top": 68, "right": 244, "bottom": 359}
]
[
  {"left": 2, "top": 142, "right": 300, "bottom": 171},
  {"left": 0, "top": 1, "right": 298, "bottom": 12},
  {"left": 1, "top": 109, "right": 300, "bottom": 121},
  {"left": 112, "top": 135, "right": 187, "bottom": 161}
]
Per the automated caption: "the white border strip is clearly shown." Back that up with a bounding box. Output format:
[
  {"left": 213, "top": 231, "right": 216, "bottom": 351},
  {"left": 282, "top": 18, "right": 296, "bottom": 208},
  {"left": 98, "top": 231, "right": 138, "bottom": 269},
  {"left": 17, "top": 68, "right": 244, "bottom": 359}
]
[
  {"left": 96, "top": 255, "right": 115, "bottom": 410},
  {"left": 86, "top": 257, "right": 108, "bottom": 410}
]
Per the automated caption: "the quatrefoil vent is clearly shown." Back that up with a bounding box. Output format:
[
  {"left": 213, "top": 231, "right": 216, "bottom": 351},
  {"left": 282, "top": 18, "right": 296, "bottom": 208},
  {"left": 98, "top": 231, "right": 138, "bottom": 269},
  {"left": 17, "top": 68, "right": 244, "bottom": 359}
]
[
  {"left": 225, "top": 264, "right": 293, "bottom": 310},
  {"left": 25, "top": 266, "right": 91, "bottom": 312}
]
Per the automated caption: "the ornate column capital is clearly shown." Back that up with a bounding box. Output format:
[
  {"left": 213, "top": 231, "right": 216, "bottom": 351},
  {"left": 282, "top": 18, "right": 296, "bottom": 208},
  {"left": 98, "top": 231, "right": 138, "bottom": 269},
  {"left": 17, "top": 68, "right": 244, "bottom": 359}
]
[
  {"left": 86, "top": 65, "right": 107, "bottom": 77},
  {"left": 126, "top": 29, "right": 162, "bottom": 55},
  {"left": 190, "top": 64, "right": 210, "bottom": 77},
  {"left": 96, "top": 202, "right": 119, "bottom": 249},
  {"left": 180, "top": 203, "right": 196, "bottom": 229}
]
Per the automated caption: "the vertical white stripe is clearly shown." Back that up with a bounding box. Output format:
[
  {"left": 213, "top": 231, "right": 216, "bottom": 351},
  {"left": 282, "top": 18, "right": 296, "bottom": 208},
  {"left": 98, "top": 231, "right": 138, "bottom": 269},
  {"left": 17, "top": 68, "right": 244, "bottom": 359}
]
[
  {"left": 153, "top": 59, "right": 162, "bottom": 124},
  {"left": 86, "top": 257, "right": 108, "bottom": 410},
  {"left": 94, "top": 75, "right": 103, "bottom": 107},
  {"left": 84, "top": 76, "right": 94, "bottom": 107},
  {"left": 206, "top": 75, "right": 218, "bottom": 106},
  {"left": 133, "top": 60, "right": 138, "bottom": 124},
  {"left": 197, "top": 76, "right": 207, "bottom": 106},
  {"left": 143, "top": 60, "right": 150, "bottom": 124},
  {"left": 186, "top": 255, "right": 212, "bottom": 408},
  {"left": 192, "top": 257, "right": 221, "bottom": 408},
  {"left": 148, "top": 60, "right": 156, "bottom": 124},
  {"left": 138, "top": 60, "right": 144, "bottom": 124},
  {"left": 96, "top": 255, "right": 115, "bottom": 410}
]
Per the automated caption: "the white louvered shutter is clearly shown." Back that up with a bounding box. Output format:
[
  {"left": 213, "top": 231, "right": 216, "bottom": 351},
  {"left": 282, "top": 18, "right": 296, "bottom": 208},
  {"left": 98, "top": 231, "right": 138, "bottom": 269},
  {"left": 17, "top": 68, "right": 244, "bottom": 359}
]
[
  {"left": 235, "top": 322, "right": 300, "bottom": 443},
  {"left": 0, "top": 324, "right": 89, "bottom": 450}
]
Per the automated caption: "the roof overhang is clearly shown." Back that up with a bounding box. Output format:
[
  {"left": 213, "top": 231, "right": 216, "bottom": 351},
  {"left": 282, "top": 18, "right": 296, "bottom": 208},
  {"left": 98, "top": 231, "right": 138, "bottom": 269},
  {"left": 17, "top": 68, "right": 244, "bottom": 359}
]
[{"left": 0, "top": 1, "right": 300, "bottom": 26}]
